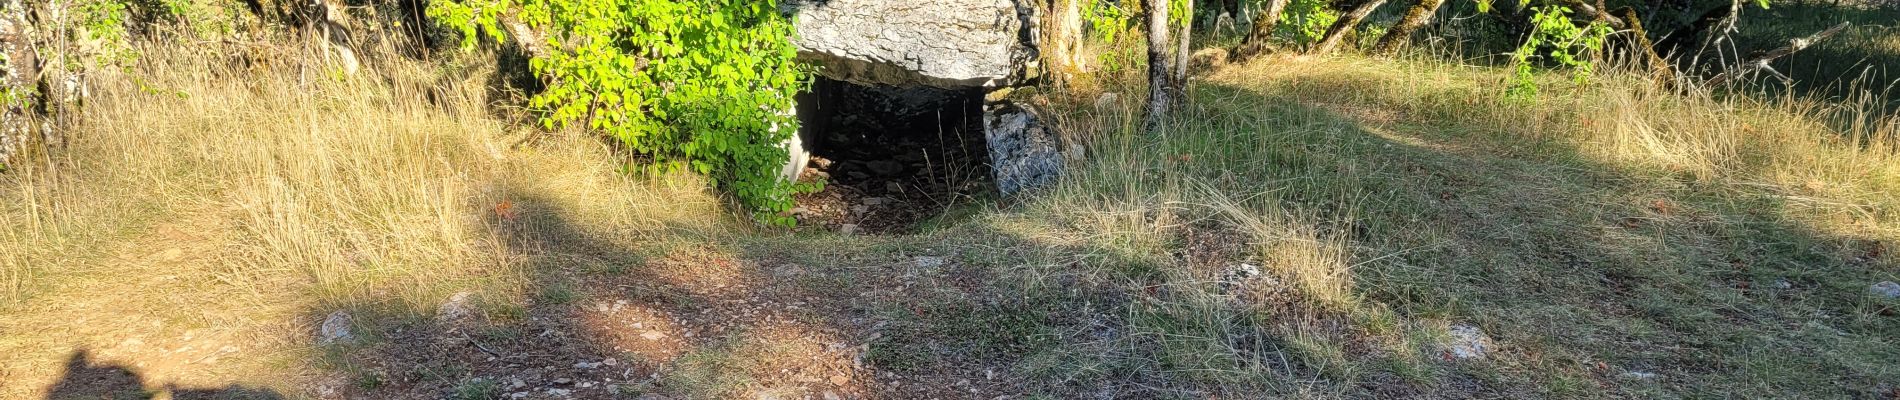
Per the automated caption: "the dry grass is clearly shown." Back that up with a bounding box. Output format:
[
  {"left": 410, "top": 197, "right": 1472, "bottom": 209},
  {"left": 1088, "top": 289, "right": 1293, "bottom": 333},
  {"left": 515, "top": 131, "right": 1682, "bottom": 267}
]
[
  {"left": 985, "top": 47, "right": 1900, "bottom": 396},
  {"left": 1, "top": 15, "right": 1898, "bottom": 398},
  {"left": 0, "top": 37, "right": 736, "bottom": 397}
]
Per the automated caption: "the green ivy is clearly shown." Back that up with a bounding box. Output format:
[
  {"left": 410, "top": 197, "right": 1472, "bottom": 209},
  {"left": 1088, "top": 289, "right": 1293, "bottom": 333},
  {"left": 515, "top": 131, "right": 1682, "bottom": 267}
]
[{"left": 429, "top": 0, "right": 814, "bottom": 225}]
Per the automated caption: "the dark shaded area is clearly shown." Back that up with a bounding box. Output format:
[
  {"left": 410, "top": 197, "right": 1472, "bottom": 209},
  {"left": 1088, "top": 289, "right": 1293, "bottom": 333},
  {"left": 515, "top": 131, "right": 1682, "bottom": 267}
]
[
  {"left": 42, "top": 350, "right": 284, "bottom": 400},
  {"left": 1734, "top": 1, "right": 1900, "bottom": 112},
  {"left": 1183, "top": 78, "right": 1898, "bottom": 397},
  {"left": 792, "top": 78, "right": 993, "bottom": 234}
]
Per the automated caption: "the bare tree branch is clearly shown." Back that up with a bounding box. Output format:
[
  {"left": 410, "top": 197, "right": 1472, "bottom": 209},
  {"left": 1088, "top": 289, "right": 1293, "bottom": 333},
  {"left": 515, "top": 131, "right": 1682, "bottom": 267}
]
[{"left": 1704, "top": 21, "right": 1849, "bottom": 87}]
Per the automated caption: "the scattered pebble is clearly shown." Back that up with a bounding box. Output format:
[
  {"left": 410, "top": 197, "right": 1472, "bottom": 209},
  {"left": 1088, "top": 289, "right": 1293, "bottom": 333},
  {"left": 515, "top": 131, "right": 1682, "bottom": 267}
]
[
  {"left": 1093, "top": 92, "right": 1119, "bottom": 110},
  {"left": 318, "top": 311, "right": 353, "bottom": 345},
  {"left": 912, "top": 256, "right": 948, "bottom": 269},
  {"left": 1226, "top": 263, "right": 1261, "bottom": 280},
  {"left": 1619, "top": 371, "right": 1660, "bottom": 380},
  {"left": 1442, "top": 324, "right": 1492, "bottom": 360},
  {"left": 437, "top": 292, "right": 475, "bottom": 323},
  {"left": 1871, "top": 281, "right": 1900, "bottom": 299},
  {"left": 641, "top": 330, "right": 667, "bottom": 341}
]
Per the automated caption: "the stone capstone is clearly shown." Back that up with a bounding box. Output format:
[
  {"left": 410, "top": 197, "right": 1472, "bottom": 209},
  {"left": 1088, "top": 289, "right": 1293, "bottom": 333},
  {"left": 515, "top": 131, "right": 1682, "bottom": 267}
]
[
  {"left": 786, "top": 0, "right": 1036, "bottom": 89},
  {"left": 984, "top": 103, "right": 1063, "bottom": 195}
]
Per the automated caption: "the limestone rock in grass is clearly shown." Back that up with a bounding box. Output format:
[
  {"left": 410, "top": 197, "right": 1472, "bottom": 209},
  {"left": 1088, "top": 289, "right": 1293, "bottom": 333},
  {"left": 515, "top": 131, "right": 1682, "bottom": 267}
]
[
  {"left": 786, "top": 0, "right": 1036, "bottom": 89},
  {"left": 1093, "top": 92, "right": 1120, "bottom": 110},
  {"left": 319, "top": 311, "right": 354, "bottom": 345},
  {"left": 1441, "top": 324, "right": 1491, "bottom": 360},
  {"left": 1872, "top": 281, "right": 1900, "bottom": 299},
  {"left": 1619, "top": 371, "right": 1660, "bottom": 380},
  {"left": 913, "top": 255, "right": 948, "bottom": 269},
  {"left": 984, "top": 103, "right": 1064, "bottom": 196},
  {"left": 438, "top": 291, "right": 477, "bottom": 324}
]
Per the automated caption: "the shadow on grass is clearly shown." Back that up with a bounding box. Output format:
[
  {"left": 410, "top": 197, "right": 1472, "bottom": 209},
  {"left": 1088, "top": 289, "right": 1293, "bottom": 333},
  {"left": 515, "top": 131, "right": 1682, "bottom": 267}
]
[
  {"left": 1728, "top": 2, "right": 1898, "bottom": 113},
  {"left": 1157, "top": 77, "right": 1899, "bottom": 397},
  {"left": 42, "top": 350, "right": 284, "bottom": 400},
  {"left": 296, "top": 61, "right": 1895, "bottom": 398}
]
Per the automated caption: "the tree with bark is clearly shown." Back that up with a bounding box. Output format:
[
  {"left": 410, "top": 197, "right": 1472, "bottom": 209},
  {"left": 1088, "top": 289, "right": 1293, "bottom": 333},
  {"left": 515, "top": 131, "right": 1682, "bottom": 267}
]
[
  {"left": 1310, "top": 0, "right": 1388, "bottom": 54},
  {"left": 1232, "top": 0, "right": 1290, "bottom": 61},
  {"left": 1173, "top": 0, "right": 1193, "bottom": 87},
  {"left": 1372, "top": 0, "right": 1444, "bottom": 54},
  {"left": 1145, "top": 0, "right": 1173, "bottom": 133},
  {"left": 1043, "top": 0, "right": 1087, "bottom": 85}
]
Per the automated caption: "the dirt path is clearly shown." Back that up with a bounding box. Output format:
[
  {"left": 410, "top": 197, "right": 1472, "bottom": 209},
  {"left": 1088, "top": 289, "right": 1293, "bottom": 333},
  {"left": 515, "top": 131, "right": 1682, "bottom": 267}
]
[
  {"left": 0, "top": 211, "right": 320, "bottom": 398},
  {"left": 0, "top": 192, "right": 1038, "bottom": 400},
  {"left": 326, "top": 233, "right": 1027, "bottom": 399}
]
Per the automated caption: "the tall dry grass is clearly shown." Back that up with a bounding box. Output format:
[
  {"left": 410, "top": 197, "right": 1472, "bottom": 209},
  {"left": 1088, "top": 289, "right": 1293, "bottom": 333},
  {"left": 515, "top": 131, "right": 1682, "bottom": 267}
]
[
  {"left": 995, "top": 39, "right": 1900, "bottom": 394},
  {"left": 0, "top": 33, "right": 734, "bottom": 326}
]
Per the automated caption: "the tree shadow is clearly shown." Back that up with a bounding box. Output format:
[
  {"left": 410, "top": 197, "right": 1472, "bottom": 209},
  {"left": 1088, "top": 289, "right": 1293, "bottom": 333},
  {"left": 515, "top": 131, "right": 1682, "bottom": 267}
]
[
  {"left": 289, "top": 56, "right": 1894, "bottom": 398},
  {"left": 42, "top": 349, "right": 284, "bottom": 400},
  {"left": 1135, "top": 77, "right": 1900, "bottom": 397},
  {"left": 1732, "top": 1, "right": 1900, "bottom": 112}
]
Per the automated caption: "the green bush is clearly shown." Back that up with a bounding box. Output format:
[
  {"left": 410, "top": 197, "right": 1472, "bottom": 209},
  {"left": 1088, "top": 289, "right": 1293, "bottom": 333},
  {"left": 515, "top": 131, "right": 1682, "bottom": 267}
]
[
  {"left": 1279, "top": 0, "right": 1339, "bottom": 46},
  {"left": 429, "top": 0, "right": 812, "bottom": 225},
  {"left": 1505, "top": 5, "right": 1611, "bottom": 98}
]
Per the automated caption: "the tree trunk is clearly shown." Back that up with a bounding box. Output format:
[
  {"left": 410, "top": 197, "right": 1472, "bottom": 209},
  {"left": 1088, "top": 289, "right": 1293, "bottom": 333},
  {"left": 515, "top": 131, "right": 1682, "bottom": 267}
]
[
  {"left": 1231, "top": 0, "right": 1289, "bottom": 60},
  {"left": 1043, "top": 0, "right": 1086, "bottom": 85},
  {"left": 1614, "top": 7, "right": 1677, "bottom": 85},
  {"left": 1372, "top": 0, "right": 1443, "bottom": 54},
  {"left": 1311, "top": 0, "right": 1388, "bottom": 54},
  {"left": 1174, "top": 0, "right": 1192, "bottom": 84},
  {"left": 0, "top": 0, "right": 38, "bottom": 168},
  {"left": 1145, "top": 0, "right": 1172, "bottom": 133}
]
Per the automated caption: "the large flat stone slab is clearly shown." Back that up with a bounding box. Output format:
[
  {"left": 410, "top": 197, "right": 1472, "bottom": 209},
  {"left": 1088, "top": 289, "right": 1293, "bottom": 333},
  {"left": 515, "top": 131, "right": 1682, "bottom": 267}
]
[{"left": 787, "top": 0, "right": 1035, "bottom": 89}]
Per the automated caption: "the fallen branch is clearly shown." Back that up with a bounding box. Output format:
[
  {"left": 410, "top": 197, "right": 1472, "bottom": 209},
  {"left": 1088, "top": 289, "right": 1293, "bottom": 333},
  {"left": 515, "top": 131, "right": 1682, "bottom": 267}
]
[{"left": 1704, "top": 21, "right": 1850, "bottom": 87}]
